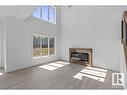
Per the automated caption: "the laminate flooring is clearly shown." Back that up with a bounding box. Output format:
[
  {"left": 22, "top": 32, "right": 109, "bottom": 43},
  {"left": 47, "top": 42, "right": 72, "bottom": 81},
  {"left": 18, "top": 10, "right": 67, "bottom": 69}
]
[{"left": 0, "top": 61, "right": 124, "bottom": 89}]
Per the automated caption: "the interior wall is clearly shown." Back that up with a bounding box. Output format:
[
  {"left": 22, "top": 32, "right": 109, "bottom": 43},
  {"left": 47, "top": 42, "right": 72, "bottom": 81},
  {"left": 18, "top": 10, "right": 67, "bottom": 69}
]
[
  {"left": 0, "top": 22, "right": 2, "bottom": 67},
  {"left": 4, "top": 7, "right": 60, "bottom": 72},
  {"left": 59, "top": 6, "right": 127, "bottom": 71},
  {"left": 0, "top": 19, "right": 5, "bottom": 68},
  {"left": 0, "top": 6, "right": 38, "bottom": 20}
]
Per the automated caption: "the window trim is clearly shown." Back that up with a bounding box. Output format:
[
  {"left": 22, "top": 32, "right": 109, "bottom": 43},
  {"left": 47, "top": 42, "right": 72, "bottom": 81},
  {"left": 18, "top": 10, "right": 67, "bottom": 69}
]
[{"left": 32, "top": 33, "right": 56, "bottom": 59}]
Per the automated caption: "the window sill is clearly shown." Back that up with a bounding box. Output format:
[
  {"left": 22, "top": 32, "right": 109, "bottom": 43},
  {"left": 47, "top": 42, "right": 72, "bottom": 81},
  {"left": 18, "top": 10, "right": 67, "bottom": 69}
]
[{"left": 33, "top": 16, "right": 56, "bottom": 25}]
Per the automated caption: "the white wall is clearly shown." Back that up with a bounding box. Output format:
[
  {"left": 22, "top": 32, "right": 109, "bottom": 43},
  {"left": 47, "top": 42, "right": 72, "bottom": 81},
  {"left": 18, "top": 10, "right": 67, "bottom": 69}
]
[
  {"left": 0, "top": 21, "right": 2, "bottom": 67},
  {"left": 3, "top": 7, "right": 60, "bottom": 72},
  {"left": 0, "top": 6, "right": 38, "bottom": 20},
  {"left": 0, "top": 18, "right": 6, "bottom": 68},
  {"left": 60, "top": 6, "right": 127, "bottom": 71}
]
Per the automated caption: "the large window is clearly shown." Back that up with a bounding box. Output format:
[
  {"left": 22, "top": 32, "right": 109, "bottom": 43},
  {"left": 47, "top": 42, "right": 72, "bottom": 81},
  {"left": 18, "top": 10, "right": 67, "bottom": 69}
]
[
  {"left": 33, "top": 6, "right": 56, "bottom": 24},
  {"left": 33, "top": 34, "right": 55, "bottom": 58}
]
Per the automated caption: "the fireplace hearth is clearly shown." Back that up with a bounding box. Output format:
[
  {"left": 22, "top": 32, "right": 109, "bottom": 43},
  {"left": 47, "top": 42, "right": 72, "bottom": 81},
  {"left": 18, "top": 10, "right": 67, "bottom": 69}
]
[{"left": 69, "top": 48, "right": 92, "bottom": 66}]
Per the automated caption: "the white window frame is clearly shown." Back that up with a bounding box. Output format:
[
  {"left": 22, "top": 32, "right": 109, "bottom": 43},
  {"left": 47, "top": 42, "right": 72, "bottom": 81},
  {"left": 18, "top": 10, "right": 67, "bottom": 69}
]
[
  {"left": 32, "top": 33, "right": 56, "bottom": 59},
  {"left": 49, "top": 35, "right": 56, "bottom": 56},
  {"left": 33, "top": 5, "right": 56, "bottom": 24},
  {"left": 48, "top": 5, "right": 56, "bottom": 24}
]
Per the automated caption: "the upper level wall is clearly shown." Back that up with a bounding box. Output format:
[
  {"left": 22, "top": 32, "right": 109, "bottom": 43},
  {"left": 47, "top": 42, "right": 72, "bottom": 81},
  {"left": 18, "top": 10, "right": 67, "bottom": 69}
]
[
  {"left": 0, "top": 6, "right": 38, "bottom": 20},
  {"left": 3, "top": 6, "right": 60, "bottom": 72}
]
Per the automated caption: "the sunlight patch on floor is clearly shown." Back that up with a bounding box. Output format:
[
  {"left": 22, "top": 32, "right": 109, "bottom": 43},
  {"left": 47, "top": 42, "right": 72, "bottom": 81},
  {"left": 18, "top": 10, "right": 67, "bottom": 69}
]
[
  {"left": 85, "top": 67, "right": 108, "bottom": 72},
  {"left": 0, "top": 72, "right": 3, "bottom": 76},
  {"left": 38, "top": 65, "right": 58, "bottom": 70},
  {"left": 48, "top": 63, "right": 65, "bottom": 67},
  {"left": 73, "top": 67, "right": 108, "bottom": 82},
  {"left": 38, "top": 61, "right": 70, "bottom": 71},
  {"left": 55, "top": 61, "right": 70, "bottom": 65},
  {"left": 80, "top": 69, "right": 107, "bottom": 78},
  {"left": 73, "top": 72, "right": 105, "bottom": 82}
]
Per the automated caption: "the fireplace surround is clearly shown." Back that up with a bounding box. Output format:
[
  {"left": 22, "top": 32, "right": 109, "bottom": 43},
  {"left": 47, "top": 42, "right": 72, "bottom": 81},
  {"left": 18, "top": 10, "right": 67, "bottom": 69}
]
[{"left": 69, "top": 48, "right": 92, "bottom": 66}]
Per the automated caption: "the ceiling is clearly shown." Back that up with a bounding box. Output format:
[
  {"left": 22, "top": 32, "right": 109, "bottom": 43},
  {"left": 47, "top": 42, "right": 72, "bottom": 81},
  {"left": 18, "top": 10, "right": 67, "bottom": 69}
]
[{"left": 0, "top": 6, "right": 38, "bottom": 20}]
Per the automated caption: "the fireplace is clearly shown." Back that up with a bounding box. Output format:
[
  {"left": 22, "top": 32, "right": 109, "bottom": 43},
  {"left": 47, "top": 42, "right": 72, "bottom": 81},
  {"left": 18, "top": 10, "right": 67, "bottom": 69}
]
[
  {"left": 71, "top": 52, "right": 89, "bottom": 61},
  {"left": 69, "top": 48, "right": 92, "bottom": 66}
]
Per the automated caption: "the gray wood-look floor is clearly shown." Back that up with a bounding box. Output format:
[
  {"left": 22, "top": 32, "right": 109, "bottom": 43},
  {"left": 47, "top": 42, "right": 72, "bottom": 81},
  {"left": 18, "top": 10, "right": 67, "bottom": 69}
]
[{"left": 0, "top": 61, "right": 123, "bottom": 89}]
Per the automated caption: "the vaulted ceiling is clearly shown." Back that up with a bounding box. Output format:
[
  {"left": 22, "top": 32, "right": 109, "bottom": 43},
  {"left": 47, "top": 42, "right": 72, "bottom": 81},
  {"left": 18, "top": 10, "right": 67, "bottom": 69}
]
[{"left": 0, "top": 6, "right": 38, "bottom": 20}]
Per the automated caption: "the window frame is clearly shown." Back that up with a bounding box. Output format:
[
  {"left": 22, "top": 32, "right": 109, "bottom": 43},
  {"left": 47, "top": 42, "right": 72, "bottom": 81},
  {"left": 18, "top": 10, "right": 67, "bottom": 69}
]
[
  {"left": 32, "top": 34, "right": 41, "bottom": 57},
  {"left": 33, "top": 5, "right": 56, "bottom": 24},
  {"left": 40, "top": 35, "right": 49, "bottom": 56},
  {"left": 49, "top": 37, "right": 55, "bottom": 55},
  {"left": 48, "top": 5, "right": 56, "bottom": 24},
  {"left": 32, "top": 33, "right": 56, "bottom": 59},
  {"left": 33, "top": 6, "right": 41, "bottom": 19}
]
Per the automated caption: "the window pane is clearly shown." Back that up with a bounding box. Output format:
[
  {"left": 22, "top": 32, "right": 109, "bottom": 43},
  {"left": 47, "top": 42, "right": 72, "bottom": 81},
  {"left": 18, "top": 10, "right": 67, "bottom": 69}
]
[
  {"left": 41, "top": 36, "right": 48, "bottom": 56},
  {"left": 33, "top": 35, "right": 41, "bottom": 57},
  {"left": 41, "top": 6, "right": 48, "bottom": 21},
  {"left": 33, "top": 7, "right": 41, "bottom": 19},
  {"left": 49, "top": 37, "right": 55, "bottom": 55},
  {"left": 49, "top": 6, "right": 56, "bottom": 23}
]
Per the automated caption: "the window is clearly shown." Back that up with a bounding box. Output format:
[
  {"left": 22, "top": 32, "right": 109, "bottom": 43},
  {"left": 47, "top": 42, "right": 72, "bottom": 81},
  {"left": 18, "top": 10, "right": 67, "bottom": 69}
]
[
  {"left": 33, "top": 34, "right": 55, "bottom": 58},
  {"left": 41, "top": 6, "right": 49, "bottom": 21},
  {"left": 49, "top": 37, "right": 55, "bottom": 55},
  {"left": 33, "top": 35, "right": 41, "bottom": 57},
  {"left": 41, "top": 36, "right": 48, "bottom": 56},
  {"left": 49, "top": 6, "right": 56, "bottom": 23},
  {"left": 33, "top": 7, "right": 41, "bottom": 19},
  {"left": 33, "top": 6, "right": 56, "bottom": 24}
]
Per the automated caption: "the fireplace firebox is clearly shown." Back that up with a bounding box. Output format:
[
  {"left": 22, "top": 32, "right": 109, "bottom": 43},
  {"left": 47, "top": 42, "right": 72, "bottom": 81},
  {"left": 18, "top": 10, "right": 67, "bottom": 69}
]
[{"left": 69, "top": 48, "right": 92, "bottom": 66}]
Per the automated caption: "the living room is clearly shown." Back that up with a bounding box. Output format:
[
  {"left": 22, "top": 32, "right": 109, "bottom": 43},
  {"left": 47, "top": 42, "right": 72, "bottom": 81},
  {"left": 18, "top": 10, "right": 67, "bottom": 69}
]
[{"left": 0, "top": 5, "right": 127, "bottom": 90}]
